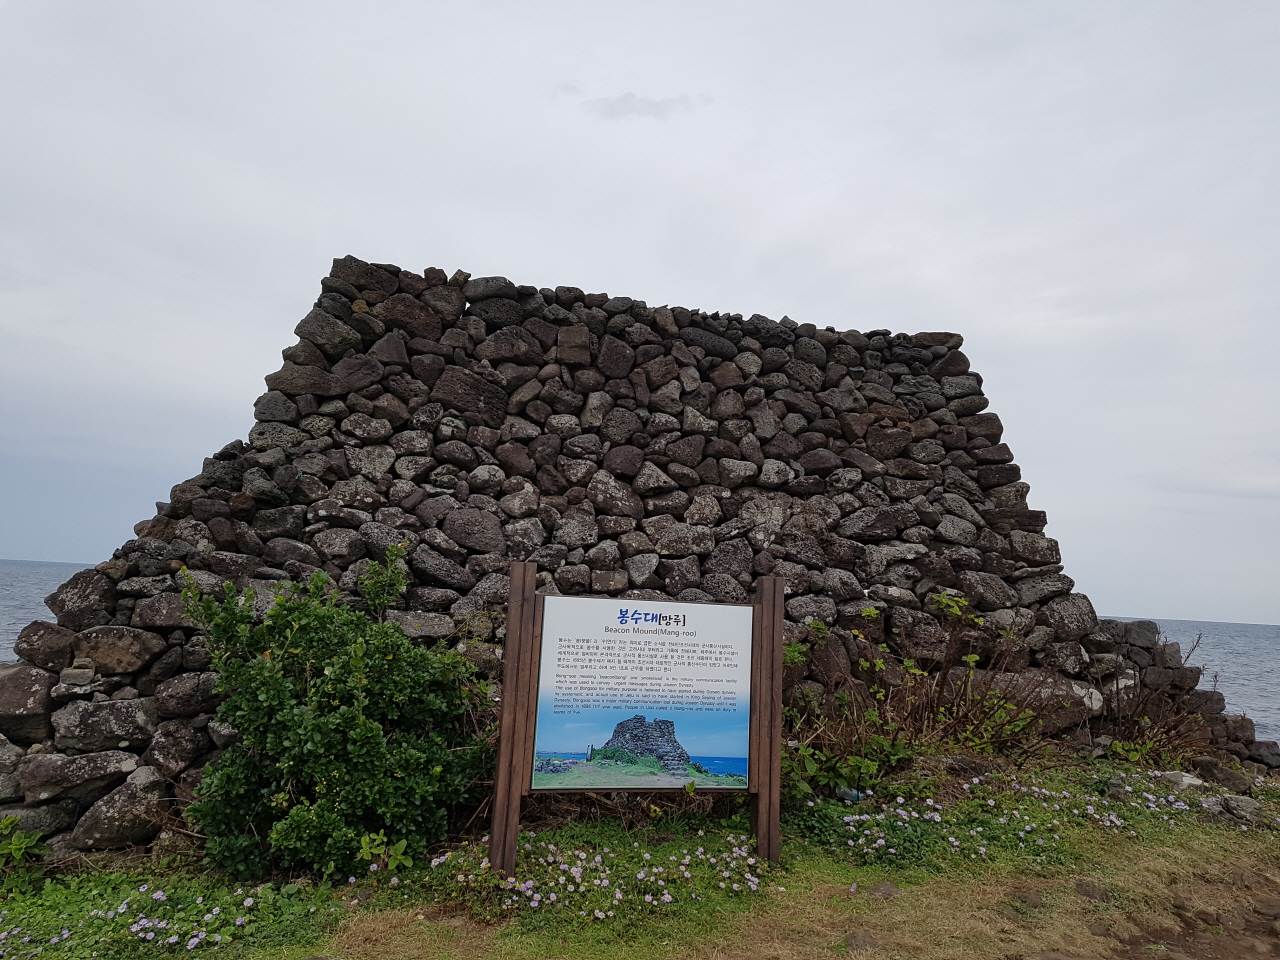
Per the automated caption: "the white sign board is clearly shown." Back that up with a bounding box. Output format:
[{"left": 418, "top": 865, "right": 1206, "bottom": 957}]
[{"left": 530, "top": 595, "right": 754, "bottom": 790}]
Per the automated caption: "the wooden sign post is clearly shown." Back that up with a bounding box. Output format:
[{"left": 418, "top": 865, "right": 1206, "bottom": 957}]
[{"left": 489, "top": 562, "right": 784, "bottom": 877}]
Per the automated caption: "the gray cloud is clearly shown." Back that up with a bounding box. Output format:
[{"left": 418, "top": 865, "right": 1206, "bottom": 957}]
[{"left": 583, "top": 92, "right": 697, "bottom": 120}]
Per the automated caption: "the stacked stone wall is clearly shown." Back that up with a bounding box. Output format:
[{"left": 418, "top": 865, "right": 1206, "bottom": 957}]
[
  {"left": 3, "top": 255, "right": 1276, "bottom": 854},
  {"left": 601, "top": 716, "right": 691, "bottom": 773}
]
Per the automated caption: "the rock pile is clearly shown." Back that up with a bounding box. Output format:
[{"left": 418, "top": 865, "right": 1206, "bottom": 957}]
[
  {"left": 4, "top": 255, "right": 1275, "bottom": 853},
  {"left": 601, "top": 715, "right": 692, "bottom": 773}
]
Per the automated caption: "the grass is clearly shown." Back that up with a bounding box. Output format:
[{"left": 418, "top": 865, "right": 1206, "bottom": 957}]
[
  {"left": 3, "top": 762, "right": 1276, "bottom": 960},
  {"left": 0, "top": 874, "right": 343, "bottom": 958},
  {"left": 531, "top": 761, "right": 747, "bottom": 790}
]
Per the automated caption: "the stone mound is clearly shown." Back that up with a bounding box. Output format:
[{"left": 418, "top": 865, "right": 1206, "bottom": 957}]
[
  {"left": 3, "top": 256, "right": 1272, "bottom": 853},
  {"left": 602, "top": 715, "right": 690, "bottom": 773}
]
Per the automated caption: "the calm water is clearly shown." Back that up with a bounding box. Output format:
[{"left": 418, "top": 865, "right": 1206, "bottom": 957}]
[
  {"left": 0, "top": 558, "right": 92, "bottom": 659},
  {"left": 1, "top": 559, "right": 1275, "bottom": 744}
]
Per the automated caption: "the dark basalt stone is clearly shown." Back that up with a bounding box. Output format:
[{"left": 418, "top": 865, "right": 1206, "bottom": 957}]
[{"left": 600, "top": 715, "right": 691, "bottom": 773}]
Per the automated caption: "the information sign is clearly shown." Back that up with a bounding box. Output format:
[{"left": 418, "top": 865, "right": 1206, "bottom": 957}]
[
  {"left": 488, "top": 563, "right": 784, "bottom": 875},
  {"left": 531, "top": 595, "right": 754, "bottom": 791}
]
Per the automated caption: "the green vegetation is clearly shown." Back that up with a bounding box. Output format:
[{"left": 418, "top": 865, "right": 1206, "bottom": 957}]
[
  {"left": 0, "top": 874, "right": 342, "bottom": 957},
  {"left": 588, "top": 746, "right": 664, "bottom": 771},
  {"left": 1, "top": 757, "right": 1273, "bottom": 958},
  {"left": 0, "top": 815, "right": 48, "bottom": 897},
  {"left": 182, "top": 548, "right": 493, "bottom": 879},
  {"left": 8, "top": 757, "right": 1260, "bottom": 959},
  {"left": 781, "top": 642, "right": 808, "bottom": 667},
  {"left": 530, "top": 763, "right": 743, "bottom": 790},
  {"left": 531, "top": 762, "right": 668, "bottom": 789}
]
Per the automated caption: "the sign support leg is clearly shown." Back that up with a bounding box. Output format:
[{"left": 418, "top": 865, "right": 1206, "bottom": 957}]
[
  {"left": 489, "top": 561, "right": 538, "bottom": 876},
  {"left": 751, "top": 576, "right": 785, "bottom": 862}
]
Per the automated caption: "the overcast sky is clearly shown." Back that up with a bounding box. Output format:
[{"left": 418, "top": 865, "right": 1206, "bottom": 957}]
[{"left": 1, "top": 1, "right": 1277, "bottom": 624}]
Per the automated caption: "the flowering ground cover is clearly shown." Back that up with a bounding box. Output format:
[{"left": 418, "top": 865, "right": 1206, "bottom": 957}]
[
  {"left": 0, "top": 877, "right": 340, "bottom": 958},
  {"left": 786, "top": 765, "right": 1277, "bottom": 871},
  {"left": 417, "top": 825, "right": 772, "bottom": 926}
]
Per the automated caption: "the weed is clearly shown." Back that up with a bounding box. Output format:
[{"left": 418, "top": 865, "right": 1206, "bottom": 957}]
[{"left": 0, "top": 816, "right": 46, "bottom": 897}]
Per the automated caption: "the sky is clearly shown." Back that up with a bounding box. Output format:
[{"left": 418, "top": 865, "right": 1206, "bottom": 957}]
[{"left": 0, "top": 1, "right": 1277, "bottom": 624}]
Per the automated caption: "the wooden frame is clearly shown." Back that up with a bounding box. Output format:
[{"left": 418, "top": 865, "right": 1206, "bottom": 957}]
[{"left": 489, "top": 563, "right": 784, "bottom": 876}]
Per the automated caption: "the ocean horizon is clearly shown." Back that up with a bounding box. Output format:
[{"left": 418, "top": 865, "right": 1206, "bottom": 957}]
[
  {"left": 1, "top": 558, "right": 1275, "bottom": 742},
  {"left": 536, "top": 752, "right": 749, "bottom": 777}
]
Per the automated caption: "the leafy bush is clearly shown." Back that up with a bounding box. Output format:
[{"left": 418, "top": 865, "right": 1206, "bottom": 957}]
[
  {"left": 781, "top": 643, "right": 807, "bottom": 668},
  {"left": 184, "top": 558, "right": 492, "bottom": 878},
  {"left": 0, "top": 815, "right": 46, "bottom": 896}
]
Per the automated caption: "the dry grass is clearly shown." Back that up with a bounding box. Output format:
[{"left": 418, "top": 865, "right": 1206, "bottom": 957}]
[
  {"left": 313, "top": 825, "right": 1280, "bottom": 960},
  {"left": 329, "top": 905, "right": 500, "bottom": 960},
  {"left": 680, "top": 828, "right": 1280, "bottom": 960}
]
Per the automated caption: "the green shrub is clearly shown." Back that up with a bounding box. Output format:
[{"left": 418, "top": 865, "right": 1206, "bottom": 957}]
[
  {"left": 589, "top": 747, "right": 641, "bottom": 765},
  {"left": 184, "top": 559, "right": 492, "bottom": 878},
  {"left": 589, "top": 747, "right": 665, "bottom": 772}
]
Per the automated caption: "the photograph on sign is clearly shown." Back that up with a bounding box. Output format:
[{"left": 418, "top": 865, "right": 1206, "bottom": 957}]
[{"left": 530, "top": 595, "right": 754, "bottom": 791}]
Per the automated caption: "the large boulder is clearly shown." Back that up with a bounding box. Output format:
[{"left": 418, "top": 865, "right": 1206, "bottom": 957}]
[
  {"left": 43, "top": 570, "right": 117, "bottom": 631},
  {"left": 956, "top": 571, "right": 1019, "bottom": 611},
  {"left": 0, "top": 735, "right": 25, "bottom": 802},
  {"left": 411, "top": 546, "right": 477, "bottom": 592},
  {"left": 983, "top": 669, "right": 1104, "bottom": 734},
  {"left": 785, "top": 595, "right": 837, "bottom": 626},
  {"left": 0, "top": 665, "right": 56, "bottom": 744},
  {"left": 442, "top": 509, "right": 506, "bottom": 554},
  {"left": 155, "top": 673, "right": 221, "bottom": 718},
  {"left": 131, "top": 593, "right": 197, "bottom": 630},
  {"left": 13, "top": 621, "right": 77, "bottom": 672},
  {"left": 69, "top": 767, "right": 169, "bottom": 850},
  {"left": 73, "top": 626, "right": 167, "bottom": 674},
  {"left": 51, "top": 699, "right": 159, "bottom": 752},
  {"left": 1040, "top": 593, "right": 1099, "bottom": 642},
  {"left": 0, "top": 799, "right": 79, "bottom": 838},
  {"left": 16, "top": 750, "right": 140, "bottom": 803},
  {"left": 586, "top": 470, "right": 644, "bottom": 520},
  {"left": 385, "top": 610, "right": 455, "bottom": 640},
  {"left": 888, "top": 607, "right": 949, "bottom": 663},
  {"left": 431, "top": 367, "right": 507, "bottom": 428},
  {"left": 141, "top": 721, "right": 213, "bottom": 778}
]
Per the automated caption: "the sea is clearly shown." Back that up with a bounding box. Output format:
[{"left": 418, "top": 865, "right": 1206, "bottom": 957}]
[{"left": 0, "top": 558, "right": 1275, "bottom": 744}]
